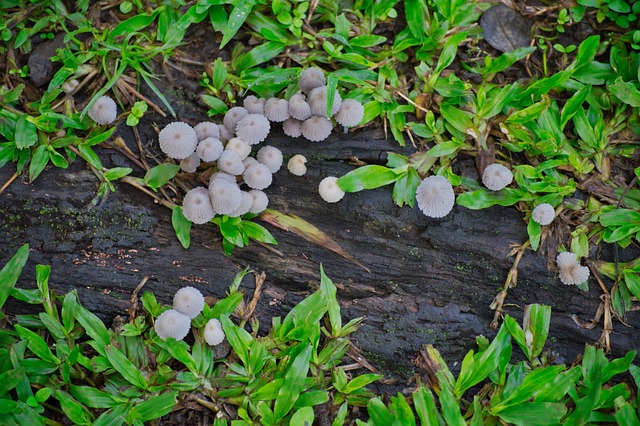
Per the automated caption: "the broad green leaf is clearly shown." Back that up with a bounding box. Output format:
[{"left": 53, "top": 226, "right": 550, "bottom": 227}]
[
  {"left": 55, "top": 390, "right": 93, "bottom": 425},
  {"left": 104, "top": 167, "right": 132, "bottom": 181},
  {"left": 92, "top": 406, "right": 127, "bottom": 426},
  {"left": 336, "top": 165, "right": 400, "bottom": 192},
  {"left": 70, "top": 385, "right": 121, "bottom": 408},
  {"left": 172, "top": 207, "right": 192, "bottom": 249},
  {"left": 105, "top": 345, "right": 148, "bottom": 389},
  {"left": 432, "top": 32, "right": 467, "bottom": 82},
  {"left": 440, "top": 386, "right": 465, "bottom": 426},
  {"left": 156, "top": 338, "right": 198, "bottom": 375},
  {"left": 350, "top": 34, "right": 387, "bottom": 47},
  {"left": 29, "top": 144, "right": 49, "bottom": 182},
  {"left": 39, "top": 312, "right": 65, "bottom": 341},
  {"left": 201, "top": 94, "right": 228, "bottom": 115},
  {"left": 332, "top": 402, "right": 348, "bottom": 426},
  {"left": 477, "top": 83, "right": 520, "bottom": 120},
  {"left": 128, "top": 391, "right": 178, "bottom": 423},
  {"left": 413, "top": 386, "right": 439, "bottom": 426},
  {"left": 484, "top": 47, "right": 536, "bottom": 77},
  {"left": 624, "top": 271, "right": 640, "bottom": 300},
  {"left": 289, "top": 406, "right": 314, "bottom": 426},
  {"left": 14, "top": 324, "right": 60, "bottom": 364},
  {"left": 210, "top": 292, "right": 244, "bottom": 318},
  {"left": 614, "top": 395, "right": 640, "bottom": 425},
  {"left": 0, "top": 243, "right": 29, "bottom": 310},
  {"left": 404, "top": 0, "right": 427, "bottom": 41},
  {"left": 392, "top": 167, "right": 420, "bottom": 208},
  {"left": 220, "top": 315, "right": 252, "bottom": 367},
  {"left": 240, "top": 220, "right": 277, "bottom": 244},
  {"left": 0, "top": 368, "right": 25, "bottom": 397},
  {"left": 457, "top": 188, "right": 531, "bottom": 209},
  {"left": 75, "top": 305, "right": 110, "bottom": 356},
  {"left": 366, "top": 397, "right": 394, "bottom": 425},
  {"left": 77, "top": 144, "right": 102, "bottom": 170},
  {"left": 343, "top": 374, "right": 382, "bottom": 394},
  {"left": 493, "top": 365, "right": 565, "bottom": 410},
  {"left": 599, "top": 208, "right": 640, "bottom": 227},
  {"left": 233, "top": 41, "right": 286, "bottom": 72},
  {"left": 426, "top": 140, "right": 463, "bottom": 157},
  {"left": 440, "top": 104, "right": 474, "bottom": 135},
  {"left": 220, "top": 0, "right": 258, "bottom": 48},
  {"left": 144, "top": 164, "right": 180, "bottom": 190},
  {"left": 528, "top": 219, "right": 541, "bottom": 251},
  {"left": 273, "top": 344, "right": 312, "bottom": 420},
  {"left": 15, "top": 115, "right": 37, "bottom": 149},
  {"left": 496, "top": 402, "right": 566, "bottom": 425},
  {"left": 107, "top": 12, "right": 158, "bottom": 42},
  {"left": 389, "top": 393, "right": 416, "bottom": 426},
  {"left": 608, "top": 77, "right": 640, "bottom": 107},
  {"left": 560, "top": 85, "right": 590, "bottom": 129}
]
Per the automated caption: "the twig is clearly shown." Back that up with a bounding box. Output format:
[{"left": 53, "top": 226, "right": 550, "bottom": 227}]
[
  {"left": 391, "top": 87, "right": 431, "bottom": 115},
  {"left": 127, "top": 276, "right": 151, "bottom": 323},
  {"left": 117, "top": 78, "right": 167, "bottom": 117},
  {"left": 490, "top": 240, "right": 530, "bottom": 329},
  {"left": 0, "top": 171, "right": 19, "bottom": 195}
]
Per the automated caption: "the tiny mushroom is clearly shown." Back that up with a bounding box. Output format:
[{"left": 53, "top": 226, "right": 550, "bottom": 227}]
[
  {"left": 228, "top": 191, "right": 254, "bottom": 217},
  {"left": 218, "top": 124, "right": 233, "bottom": 142},
  {"left": 335, "top": 99, "right": 364, "bottom": 128},
  {"left": 248, "top": 189, "right": 269, "bottom": 213},
  {"left": 179, "top": 152, "right": 201, "bottom": 173},
  {"left": 223, "top": 107, "right": 248, "bottom": 134},
  {"left": 308, "top": 86, "right": 342, "bottom": 117},
  {"left": 88, "top": 95, "right": 117, "bottom": 125},
  {"left": 216, "top": 150, "right": 245, "bottom": 175},
  {"left": 242, "top": 156, "right": 259, "bottom": 169},
  {"left": 283, "top": 117, "right": 303, "bottom": 138},
  {"left": 288, "top": 93, "right": 312, "bottom": 121},
  {"left": 173, "top": 286, "right": 205, "bottom": 319},
  {"left": 256, "top": 146, "right": 283, "bottom": 173},
  {"left": 301, "top": 116, "right": 332, "bottom": 142},
  {"left": 235, "top": 114, "right": 271, "bottom": 145},
  {"left": 196, "top": 137, "right": 224, "bottom": 162},
  {"left": 243, "top": 163, "right": 273, "bottom": 190},
  {"left": 415, "top": 175, "right": 455, "bottom": 218},
  {"left": 208, "top": 180, "right": 242, "bottom": 215},
  {"left": 182, "top": 187, "right": 215, "bottom": 224},
  {"left": 318, "top": 176, "right": 345, "bottom": 203},
  {"left": 482, "top": 163, "right": 513, "bottom": 191},
  {"left": 204, "top": 318, "right": 225, "bottom": 346},
  {"left": 287, "top": 154, "right": 307, "bottom": 176},
  {"left": 243, "top": 95, "right": 266, "bottom": 115},
  {"left": 159, "top": 122, "right": 199, "bottom": 160},
  {"left": 194, "top": 122, "right": 220, "bottom": 141},
  {"left": 531, "top": 203, "right": 555, "bottom": 225},
  {"left": 225, "top": 137, "right": 252, "bottom": 160},
  {"left": 154, "top": 309, "right": 191, "bottom": 341},
  {"left": 209, "top": 171, "right": 237, "bottom": 185},
  {"left": 298, "top": 66, "right": 326, "bottom": 93},
  {"left": 264, "top": 98, "right": 290, "bottom": 122},
  {"left": 556, "top": 252, "right": 590, "bottom": 285}
]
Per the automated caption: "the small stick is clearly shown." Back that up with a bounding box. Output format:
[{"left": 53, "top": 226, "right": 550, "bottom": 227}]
[
  {"left": 0, "top": 171, "right": 19, "bottom": 195},
  {"left": 490, "top": 240, "right": 530, "bottom": 329}
]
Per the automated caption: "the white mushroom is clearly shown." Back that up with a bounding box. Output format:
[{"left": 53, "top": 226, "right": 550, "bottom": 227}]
[{"left": 415, "top": 175, "right": 455, "bottom": 218}]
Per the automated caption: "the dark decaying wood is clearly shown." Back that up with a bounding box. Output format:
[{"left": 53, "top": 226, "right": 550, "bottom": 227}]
[{"left": 1, "top": 118, "right": 639, "bottom": 394}]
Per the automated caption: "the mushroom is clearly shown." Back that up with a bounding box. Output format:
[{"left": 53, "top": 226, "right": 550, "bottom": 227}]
[
  {"left": 208, "top": 180, "right": 242, "bottom": 215},
  {"left": 556, "top": 252, "right": 590, "bottom": 285},
  {"left": 196, "top": 137, "right": 224, "bottom": 162},
  {"left": 216, "top": 150, "right": 245, "bottom": 175},
  {"left": 248, "top": 189, "right": 269, "bottom": 213},
  {"left": 194, "top": 122, "right": 220, "bottom": 141},
  {"left": 531, "top": 203, "right": 555, "bottom": 225},
  {"left": 209, "top": 171, "right": 237, "bottom": 185},
  {"left": 154, "top": 309, "right": 191, "bottom": 341},
  {"left": 318, "top": 176, "right": 345, "bottom": 203},
  {"left": 482, "top": 163, "right": 513, "bottom": 191},
  {"left": 298, "top": 67, "right": 326, "bottom": 93},
  {"left": 228, "top": 191, "right": 254, "bottom": 217},
  {"left": 225, "top": 137, "right": 252, "bottom": 160},
  {"left": 223, "top": 107, "right": 249, "bottom": 134},
  {"left": 256, "top": 146, "right": 283, "bottom": 174},
  {"left": 242, "top": 156, "right": 259, "bottom": 169},
  {"left": 182, "top": 187, "right": 215, "bottom": 224},
  {"left": 173, "top": 286, "right": 205, "bottom": 319},
  {"left": 283, "top": 117, "right": 303, "bottom": 138},
  {"left": 204, "top": 318, "right": 225, "bottom": 346},
  {"left": 264, "top": 98, "right": 290, "bottom": 122},
  {"left": 335, "top": 99, "right": 364, "bottom": 128},
  {"left": 179, "top": 152, "right": 201, "bottom": 173},
  {"left": 415, "top": 175, "right": 455, "bottom": 218},
  {"left": 88, "top": 95, "right": 117, "bottom": 125},
  {"left": 243, "top": 95, "right": 266, "bottom": 115},
  {"left": 235, "top": 114, "right": 271, "bottom": 145},
  {"left": 288, "top": 93, "right": 312, "bottom": 121},
  {"left": 287, "top": 154, "right": 307, "bottom": 176},
  {"left": 159, "top": 122, "right": 199, "bottom": 160},
  {"left": 301, "top": 116, "right": 332, "bottom": 142},
  {"left": 308, "top": 86, "right": 342, "bottom": 117},
  {"left": 242, "top": 163, "right": 273, "bottom": 190},
  {"left": 218, "top": 124, "right": 233, "bottom": 142}
]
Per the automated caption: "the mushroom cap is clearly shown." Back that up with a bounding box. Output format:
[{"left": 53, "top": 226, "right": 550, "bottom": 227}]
[
  {"left": 235, "top": 114, "right": 271, "bottom": 145},
  {"left": 159, "top": 122, "right": 199, "bottom": 160},
  {"left": 308, "top": 86, "right": 342, "bottom": 117},
  {"left": 243, "top": 163, "right": 273, "bottom": 190},
  {"left": 228, "top": 191, "right": 254, "bottom": 217},
  {"left": 223, "top": 107, "right": 249, "bottom": 134},
  {"left": 248, "top": 189, "right": 269, "bottom": 213},
  {"left": 531, "top": 203, "right": 555, "bottom": 226},
  {"left": 180, "top": 152, "right": 201, "bottom": 173},
  {"left": 335, "top": 99, "right": 364, "bottom": 127},
  {"left": 182, "top": 187, "right": 215, "bottom": 225},
  {"left": 218, "top": 124, "right": 233, "bottom": 142},
  {"left": 415, "top": 175, "right": 455, "bottom": 218},
  {"left": 155, "top": 309, "right": 191, "bottom": 341},
  {"left": 197, "top": 137, "right": 224, "bottom": 162},
  {"left": 287, "top": 154, "right": 307, "bottom": 176},
  {"left": 194, "top": 122, "right": 220, "bottom": 142},
  {"left": 208, "top": 180, "right": 242, "bottom": 215},
  {"left": 225, "top": 137, "right": 252, "bottom": 160},
  {"left": 243, "top": 95, "right": 266, "bottom": 115},
  {"left": 288, "top": 93, "right": 312, "bottom": 121},
  {"left": 209, "top": 171, "right": 237, "bottom": 185},
  {"left": 318, "top": 176, "right": 345, "bottom": 203},
  {"left": 256, "top": 146, "right": 283, "bottom": 173},
  {"left": 264, "top": 98, "right": 290, "bottom": 122},
  {"left": 204, "top": 318, "right": 225, "bottom": 346},
  {"left": 242, "top": 156, "right": 259, "bottom": 169},
  {"left": 482, "top": 163, "right": 513, "bottom": 191},
  {"left": 173, "top": 286, "right": 205, "bottom": 319},
  {"left": 556, "top": 252, "right": 590, "bottom": 285},
  {"left": 283, "top": 117, "right": 303, "bottom": 138},
  {"left": 217, "top": 150, "right": 245, "bottom": 175},
  {"left": 301, "top": 116, "right": 333, "bottom": 142},
  {"left": 88, "top": 95, "right": 117, "bottom": 125},
  {"left": 298, "top": 67, "right": 326, "bottom": 93}
]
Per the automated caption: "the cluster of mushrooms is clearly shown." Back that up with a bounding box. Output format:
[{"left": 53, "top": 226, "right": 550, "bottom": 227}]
[{"left": 154, "top": 286, "right": 226, "bottom": 345}]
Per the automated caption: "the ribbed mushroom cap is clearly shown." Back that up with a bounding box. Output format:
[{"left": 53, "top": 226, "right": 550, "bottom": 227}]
[
  {"left": 208, "top": 180, "right": 242, "bottom": 215},
  {"left": 257, "top": 146, "right": 283, "bottom": 173},
  {"left": 308, "top": 86, "right": 342, "bottom": 117},
  {"left": 531, "top": 203, "right": 555, "bottom": 226},
  {"left": 216, "top": 150, "right": 245, "bottom": 175},
  {"left": 243, "top": 163, "right": 273, "bottom": 190},
  {"left": 287, "top": 154, "right": 307, "bottom": 176},
  {"left": 180, "top": 152, "right": 201, "bottom": 173},
  {"left": 319, "top": 176, "right": 345, "bottom": 203},
  {"left": 197, "top": 137, "right": 224, "bottom": 162},
  {"left": 228, "top": 191, "right": 254, "bottom": 217},
  {"left": 482, "top": 163, "right": 513, "bottom": 191},
  {"left": 415, "top": 175, "right": 455, "bottom": 218},
  {"left": 173, "top": 286, "right": 205, "bottom": 319},
  {"left": 248, "top": 189, "right": 269, "bottom": 213},
  {"left": 243, "top": 95, "right": 266, "bottom": 115},
  {"left": 225, "top": 137, "right": 252, "bottom": 160},
  {"left": 242, "top": 156, "right": 259, "bottom": 169},
  {"left": 556, "top": 252, "right": 590, "bottom": 285},
  {"left": 209, "top": 171, "right": 236, "bottom": 185},
  {"left": 301, "top": 116, "right": 333, "bottom": 142},
  {"left": 283, "top": 118, "right": 303, "bottom": 138},
  {"left": 159, "top": 122, "right": 199, "bottom": 160},
  {"left": 298, "top": 67, "right": 326, "bottom": 93},
  {"left": 155, "top": 309, "right": 191, "bottom": 341},
  {"left": 223, "top": 107, "right": 249, "bottom": 134},
  {"left": 204, "top": 318, "right": 225, "bottom": 346},
  {"left": 218, "top": 124, "right": 233, "bottom": 142},
  {"left": 88, "top": 95, "right": 117, "bottom": 125},
  {"left": 182, "top": 187, "right": 215, "bottom": 225},
  {"left": 335, "top": 99, "right": 364, "bottom": 127},
  {"left": 235, "top": 114, "right": 271, "bottom": 145},
  {"left": 288, "top": 93, "right": 312, "bottom": 121},
  {"left": 264, "top": 98, "right": 290, "bottom": 122},
  {"left": 194, "top": 122, "right": 220, "bottom": 141}
]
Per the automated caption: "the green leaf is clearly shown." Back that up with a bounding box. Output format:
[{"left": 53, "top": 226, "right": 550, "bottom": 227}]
[
  {"left": 14, "top": 324, "right": 60, "bottom": 364},
  {"left": 404, "top": 0, "right": 427, "bottom": 41},
  {"left": 484, "top": 47, "right": 536, "bottom": 77},
  {"left": 344, "top": 374, "right": 382, "bottom": 394},
  {"left": 156, "top": 338, "right": 198, "bottom": 374},
  {"left": 233, "top": 41, "right": 286, "bottom": 72},
  {"left": 440, "top": 104, "right": 474, "bottom": 135},
  {"left": 104, "top": 167, "right": 132, "bottom": 181},
  {"left": 55, "top": 390, "right": 93, "bottom": 425},
  {"left": 220, "top": 315, "right": 252, "bottom": 367},
  {"left": 432, "top": 32, "right": 467, "bottom": 83},
  {"left": 220, "top": 0, "right": 258, "bottom": 48},
  {"left": 144, "top": 164, "right": 180, "bottom": 191},
  {"left": 336, "top": 165, "right": 400, "bottom": 192},
  {"left": 495, "top": 402, "right": 566, "bottom": 425},
  {"left": 128, "top": 391, "right": 178, "bottom": 423},
  {"left": 0, "top": 368, "right": 25, "bottom": 398},
  {"left": 240, "top": 220, "right": 277, "bottom": 244},
  {"left": 273, "top": 344, "right": 312, "bottom": 420},
  {"left": 15, "top": 115, "right": 37, "bottom": 149},
  {"left": 457, "top": 188, "right": 531, "bottom": 209},
  {"left": 413, "top": 386, "right": 439, "bottom": 426},
  {"left": 289, "top": 406, "right": 314, "bottom": 426},
  {"left": 350, "top": 34, "right": 387, "bottom": 47},
  {"left": 392, "top": 167, "right": 420, "bottom": 208},
  {"left": 75, "top": 305, "right": 110, "bottom": 356},
  {"left": 608, "top": 77, "right": 640, "bottom": 107},
  {"left": 528, "top": 219, "right": 541, "bottom": 251},
  {"left": 172, "top": 207, "right": 192, "bottom": 249},
  {"left": 0, "top": 243, "right": 29, "bottom": 310},
  {"left": 440, "top": 386, "right": 465, "bottom": 426},
  {"left": 105, "top": 345, "right": 148, "bottom": 389},
  {"left": 29, "top": 144, "right": 49, "bottom": 182},
  {"left": 332, "top": 402, "right": 348, "bottom": 426},
  {"left": 70, "top": 385, "right": 122, "bottom": 408},
  {"left": 77, "top": 144, "right": 103, "bottom": 170},
  {"left": 366, "top": 397, "right": 394, "bottom": 425},
  {"left": 600, "top": 208, "right": 640, "bottom": 227},
  {"left": 560, "top": 85, "right": 590, "bottom": 129},
  {"left": 39, "top": 312, "right": 65, "bottom": 341}
]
